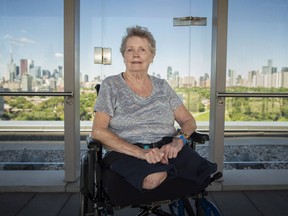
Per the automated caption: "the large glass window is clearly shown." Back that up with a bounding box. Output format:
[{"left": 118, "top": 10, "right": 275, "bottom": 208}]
[
  {"left": 1, "top": 0, "right": 286, "bottom": 183},
  {"left": 0, "top": 0, "right": 64, "bottom": 120},
  {"left": 0, "top": 0, "right": 64, "bottom": 171},
  {"left": 225, "top": 0, "right": 288, "bottom": 169},
  {"left": 0, "top": 1, "right": 64, "bottom": 93},
  {"left": 80, "top": 0, "right": 212, "bottom": 124}
]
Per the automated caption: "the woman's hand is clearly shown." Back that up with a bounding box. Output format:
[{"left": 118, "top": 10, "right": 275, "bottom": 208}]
[
  {"left": 160, "top": 138, "right": 184, "bottom": 164},
  {"left": 137, "top": 148, "right": 165, "bottom": 164},
  {"left": 136, "top": 138, "right": 184, "bottom": 164}
]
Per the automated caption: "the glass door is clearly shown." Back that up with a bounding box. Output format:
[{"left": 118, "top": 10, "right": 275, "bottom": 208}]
[{"left": 80, "top": 0, "right": 213, "bottom": 125}]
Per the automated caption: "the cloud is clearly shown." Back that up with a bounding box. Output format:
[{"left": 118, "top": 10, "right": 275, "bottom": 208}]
[
  {"left": 54, "top": 53, "right": 63, "bottom": 58},
  {"left": 3, "top": 34, "right": 36, "bottom": 46}
]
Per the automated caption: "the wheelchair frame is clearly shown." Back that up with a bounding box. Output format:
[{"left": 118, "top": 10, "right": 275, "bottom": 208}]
[{"left": 80, "top": 132, "right": 222, "bottom": 216}]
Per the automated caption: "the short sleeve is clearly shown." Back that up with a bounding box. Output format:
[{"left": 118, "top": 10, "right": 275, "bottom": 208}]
[
  {"left": 94, "top": 77, "right": 116, "bottom": 117},
  {"left": 163, "top": 80, "right": 183, "bottom": 110}
]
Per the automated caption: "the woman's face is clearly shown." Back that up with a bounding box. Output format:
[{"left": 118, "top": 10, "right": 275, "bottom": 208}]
[{"left": 123, "top": 36, "right": 155, "bottom": 73}]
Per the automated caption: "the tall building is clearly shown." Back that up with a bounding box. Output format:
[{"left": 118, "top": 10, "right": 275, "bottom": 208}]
[
  {"left": 58, "top": 66, "right": 63, "bottom": 78},
  {"left": 199, "top": 74, "right": 210, "bottom": 88},
  {"left": 262, "top": 59, "right": 272, "bottom": 75},
  {"left": 42, "top": 70, "right": 51, "bottom": 78},
  {"left": 21, "top": 73, "right": 32, "bottom": 91},
  {"left": 15, "top": 66, "right": 20, "bottom": 78},
  {"left": 281, "top": 67, "right": 288, "bottom": 88},
  {"left": 20, "top": 59, "right": 33, "bottom": 76},
  {"left": 199, "top": 76, "right": 206, "bottom": 87},
  {"left": 6, "top": 50, "right": 16, "bottom": 82},
  {"left": 30, "top": 66, "right": 42, "bottom": 78},
  {"left": 248, "top": 70, "right": 255, "bottom": 87},
  {"left": 167, "top": 66, "right": 172, "bottom": 81},
  {"left": 228, "top": 69, "right": 236, "bottom": 86},
  {"left": 49, "top": 78, "right": 57, "bottom": 90},
  {"left": 7, "top": 62, "right": 16, "bottom": 82},
  {"left": 84, "top": 74, "right": 89, "bottom": 82},
  {"left": 268, "top": 59, "right": 273, "bottom": 68}
]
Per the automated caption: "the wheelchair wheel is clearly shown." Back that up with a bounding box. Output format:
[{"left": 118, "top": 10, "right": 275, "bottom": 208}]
[
  {"left": 196, "top": 202, "right": 205, "bottom": 216},
  {"left": 197, "top": 197, "right": 222, "bottom": 216},
  {"left": 80, "top": 153, "right": 96, "bottom": 216}
]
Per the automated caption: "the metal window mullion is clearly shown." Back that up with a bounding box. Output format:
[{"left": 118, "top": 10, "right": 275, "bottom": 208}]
[
  {"left": 209, "top": 0, "right": 228, "bottom": 174},
  {"left": 64, "top": 0, "right": 80, "bottom": 182}
]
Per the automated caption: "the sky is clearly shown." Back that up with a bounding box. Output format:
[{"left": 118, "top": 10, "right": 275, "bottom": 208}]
[{"left": 0, "top": 0, "right": 288, "bottom": 81}]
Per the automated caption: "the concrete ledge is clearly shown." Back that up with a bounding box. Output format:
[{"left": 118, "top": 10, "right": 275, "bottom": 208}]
[
  {"left": 1, "top": 169, "right": 288, "bottom": 192},
  {"left": 222, "top": 169, "right": 288, "bottom": 190},
  {"left": 0, "top": 170, "right": 79, "bottom": 192}
]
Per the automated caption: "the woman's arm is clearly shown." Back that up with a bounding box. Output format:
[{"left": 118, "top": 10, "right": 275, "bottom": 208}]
[
  {"left": 91, "top": 111, "right": 140, "bottom": 156},
  {"left": 91, "top": 111, "right": 164, "bottom": 163},
  {"left": 159, "top": 104, "right": 197, "bottom": 163},
  {"left": 174, "top": 104, "right": 197, "bottom": 137}
]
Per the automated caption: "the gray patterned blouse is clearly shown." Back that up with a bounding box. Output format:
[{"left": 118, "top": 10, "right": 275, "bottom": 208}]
[{"left": 94, "top": 73, "right": 182, "bottom": 144}]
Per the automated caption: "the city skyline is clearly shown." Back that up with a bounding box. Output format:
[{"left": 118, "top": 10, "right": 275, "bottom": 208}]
[
  {"left": 1, "top": 54, "right": 288, "bottom": 91},
  {"left": 1, "top": 0, "right": 288, "bottom": 83}
]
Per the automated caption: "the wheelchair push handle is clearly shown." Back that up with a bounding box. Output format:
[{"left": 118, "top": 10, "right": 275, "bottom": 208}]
[
  {"left": 189, "top": 131, "right": 209, "bottom": 144},
  {"left": 86, "top": 135, "right": 102, "bottom": 151}
]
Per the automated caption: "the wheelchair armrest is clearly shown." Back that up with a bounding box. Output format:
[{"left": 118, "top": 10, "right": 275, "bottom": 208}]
[
  {"left": 86, "top": 135, "right": 102, "bottom": 151},
  {"left": 189, "top": 131, "right": 209, "bottom": 144}
]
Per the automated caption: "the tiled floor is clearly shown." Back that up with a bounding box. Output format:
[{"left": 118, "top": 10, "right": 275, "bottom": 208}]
[{"left": 1, "top": 190, "right": 288, "bottom": 216}]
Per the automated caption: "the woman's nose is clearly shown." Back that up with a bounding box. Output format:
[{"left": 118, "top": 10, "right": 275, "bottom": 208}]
[{"left": 132, "top": 50, "right": 140, "bottom": 57}]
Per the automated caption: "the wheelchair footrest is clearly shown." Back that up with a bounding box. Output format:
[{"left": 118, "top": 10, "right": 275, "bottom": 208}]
[{"left": 210, "top": 172, "right": 223, "bottom": 183}]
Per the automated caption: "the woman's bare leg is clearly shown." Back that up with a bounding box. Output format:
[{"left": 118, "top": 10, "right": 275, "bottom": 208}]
[{"left": 142, "top": 171, "right": 167, "bottom": 190}]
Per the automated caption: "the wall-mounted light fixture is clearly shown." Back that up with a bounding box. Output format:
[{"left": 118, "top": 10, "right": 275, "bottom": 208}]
[
  {"left": 173, "top": 16, "right": 207, "bottom": 26},
  {"left": 94, "top": 47, "right": 112, "bottom": 65}
]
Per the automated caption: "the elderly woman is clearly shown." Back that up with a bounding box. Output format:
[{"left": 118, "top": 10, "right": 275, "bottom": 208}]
[{"left": 91, "top": 25, "right": 216, "bottom": 191}]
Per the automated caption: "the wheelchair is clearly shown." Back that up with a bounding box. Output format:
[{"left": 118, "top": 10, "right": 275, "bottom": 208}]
[
  {"left": 80, "top": 84, "right": 222, "bottom": 216},
  {"left": 80, "top": 132, "right": 222, "bottom": 216}
]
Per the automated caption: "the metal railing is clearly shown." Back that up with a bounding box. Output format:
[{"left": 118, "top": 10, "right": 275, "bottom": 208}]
[
  {"left": 217, "top": 92, "right": 288, "bottom": 98},
  {"left": 0, "top": 92, "right": 73, "bottom": 97}
]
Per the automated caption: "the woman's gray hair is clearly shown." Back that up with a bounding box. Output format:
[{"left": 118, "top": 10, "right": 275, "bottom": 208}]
[{"left": 120, "top": 25, "right": 156, "bottom": 56}]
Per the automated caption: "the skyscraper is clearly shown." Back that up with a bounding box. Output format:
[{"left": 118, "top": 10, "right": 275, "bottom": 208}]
[
  {"left": 20, "top": 59, "right": 33, "bottom": 76},
  {"left": 21, "top": 73, "right": 32, "bottom": 91},
  {"left": 167, "top": 66, "right": 172, "bottom": 81}
]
